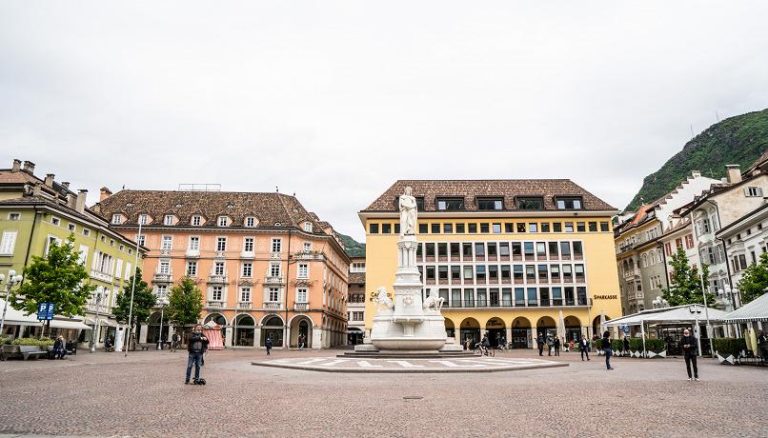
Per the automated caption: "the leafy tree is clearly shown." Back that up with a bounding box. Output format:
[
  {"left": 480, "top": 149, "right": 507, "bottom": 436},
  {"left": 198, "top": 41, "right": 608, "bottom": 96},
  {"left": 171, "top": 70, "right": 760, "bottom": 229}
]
[
  {"left": 10, "top": 235, "right": 95, "bottom": 333},
  {"left": 113, "top": 268, "right": 156, "bottom": 327},
  {"left": 167, "top": 277, "right": 203, "bottom": 332},
  {"left": 662, "top": 247, "right": 716, "bottom": 306},
  {"left": 737, "top": 252, "right": 768, "bottom": 304}
]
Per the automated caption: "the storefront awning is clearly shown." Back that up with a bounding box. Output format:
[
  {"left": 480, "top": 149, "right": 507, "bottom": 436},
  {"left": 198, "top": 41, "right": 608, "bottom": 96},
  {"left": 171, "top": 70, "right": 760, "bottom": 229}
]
[
  {"left": 86, "top": 317, "right": 118, "bottom": 327},
  {"left": 606, "top": 305, "right": 728, "bottom": 327},
  {"left": 724, "top": 293, "right": 768, "bottom": 323},
  {"left": 0, "top": 299, "right": 42, "bottom": 326},
  {"left": 49, "top": 319, "right": 92, "bottom": 330}
]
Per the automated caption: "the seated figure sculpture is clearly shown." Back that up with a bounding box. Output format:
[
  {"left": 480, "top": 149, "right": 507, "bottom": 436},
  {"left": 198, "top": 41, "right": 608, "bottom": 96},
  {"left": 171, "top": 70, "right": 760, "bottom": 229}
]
[{"left": 374, "top": 286, "right": 394, "bottom": 314}]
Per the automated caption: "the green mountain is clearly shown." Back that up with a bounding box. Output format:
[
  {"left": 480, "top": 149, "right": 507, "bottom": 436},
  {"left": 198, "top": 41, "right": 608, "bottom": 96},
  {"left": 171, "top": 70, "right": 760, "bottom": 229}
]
[
  {"left": 626, "top": 108, "right": 768, "bottom": 211},
  {"left": 337, "top": 233, "right": 366, "bottom": 258}
]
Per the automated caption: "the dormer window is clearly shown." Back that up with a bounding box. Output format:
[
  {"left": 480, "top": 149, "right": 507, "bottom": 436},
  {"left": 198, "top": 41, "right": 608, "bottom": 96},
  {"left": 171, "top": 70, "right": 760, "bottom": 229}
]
[
  {"left": 191, "top": 215, "right": 202, "bottom": 226},
  {"left": 303, "top": 222, "right": 313, "bottom": 232},
  {"left": 516, "top": 197, "right": 544, "bottom": 210},
  {"left": 138, "top": 214, "right": 149, "bottom": 225},
  {"left": 245, "top": 217, "right": 257, "bottom": 227},
  {"left": 217, "top": 216, "right": 230, "bottom": 227},
  {"left": 111, "top": 214, "right": 123, "bottom": 225},
  {"left": 163, "top": 215, "right": 175, "bottom": 226},
  {"left": 477, "top": 198, "right": 504, "bottom": 211},
  {"left": 436, "top": 197, "right": 465, "bottom": 211},
  {"left": 555, "top": 197, "right": 583, "bottom": 210}
]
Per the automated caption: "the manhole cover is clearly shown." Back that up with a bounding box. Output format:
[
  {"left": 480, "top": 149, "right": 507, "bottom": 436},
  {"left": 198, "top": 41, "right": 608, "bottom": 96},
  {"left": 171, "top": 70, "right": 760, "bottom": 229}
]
[{"left": 402, "top": 396, "right": 423, "bottom": 400}]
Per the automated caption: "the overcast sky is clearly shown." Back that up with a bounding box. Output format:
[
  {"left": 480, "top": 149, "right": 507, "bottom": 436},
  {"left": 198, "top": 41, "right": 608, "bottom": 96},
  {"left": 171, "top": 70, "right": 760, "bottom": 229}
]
[{"left": 2, "top": 2, "right": 767, "bottom": 241}]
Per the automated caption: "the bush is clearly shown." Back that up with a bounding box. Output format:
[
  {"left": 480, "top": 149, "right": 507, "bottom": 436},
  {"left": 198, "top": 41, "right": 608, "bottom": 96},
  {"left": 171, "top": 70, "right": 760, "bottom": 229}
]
[
  {"left": 11, "top": 337, "right": 54, "bottom": 347},
  {"left": 713, "top": 338, "right": 747, "bottom": 358},
  {"left": 0, "top": 336, "right": 11, "bottom": 345}
]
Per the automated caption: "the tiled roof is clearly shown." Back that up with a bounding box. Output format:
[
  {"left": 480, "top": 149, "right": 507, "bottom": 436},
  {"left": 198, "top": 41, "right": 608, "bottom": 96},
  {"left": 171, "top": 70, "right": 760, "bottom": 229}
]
[
  {"left": 348, "top": 272, "right": 365, "bottom": 285},
  {"left": 96, "top": 190, "right": 325, "bottom": 232},
  {"left": 361, "top": 179, "right": 615, "bottom": 212},
  {"left": 0, "top": 170, "right": 37, "bottom": 185}
]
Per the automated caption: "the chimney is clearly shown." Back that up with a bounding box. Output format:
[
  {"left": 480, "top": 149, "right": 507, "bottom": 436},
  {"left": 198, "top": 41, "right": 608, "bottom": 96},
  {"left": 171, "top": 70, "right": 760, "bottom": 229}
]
[
  {"left": 691, "top": 170, "right": 701, "bottom": 178},
  {"left": 76, "top": 189, "right": 88, "bottom": 213},
  {"left": 61, "top": 182, "right": 70, "bottom": 190},
  {"left": 66, "top": 193, "right": 77, "bottom": 209},
  {"left": 100, "top": 186, "right": 113, "bottom": 202},
  {"left": 22, "top": 161, "right": 35, "bottom": 174},
  {"left": 44, "top": 174, "right": 55, "bottom": 187},
  {"left": 726, "top": 164, "right": 742, "bottom": 184},
  {"left": 11, "top": 159, "right": 21, "bottom": 172}
]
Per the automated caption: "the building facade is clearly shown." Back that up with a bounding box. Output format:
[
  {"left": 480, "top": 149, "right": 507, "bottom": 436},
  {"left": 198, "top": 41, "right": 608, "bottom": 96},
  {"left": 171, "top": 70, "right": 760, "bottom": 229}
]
[
  {"left": 347, "top": 256, "right": 366, "bottom": 345},
  {"left": 361, "top": 180, "right": 622, "bottom": 349},
  {"left": 95, "top": 189, "right": 350, "bottom": 349},
  {"left": 0, "top": 159, "right": 144, "bottom": 346}
]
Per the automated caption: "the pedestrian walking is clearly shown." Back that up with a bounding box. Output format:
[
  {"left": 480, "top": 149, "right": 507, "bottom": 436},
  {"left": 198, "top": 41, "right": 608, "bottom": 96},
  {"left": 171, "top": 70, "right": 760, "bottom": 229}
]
[
  {"left": 185, "top": 324, "right": 209, "bottom": 385},
  {"left": 602, "top": 331, "right": 614, "bottom": 370},
  {"left": 623, "top": 336, "right": 631, "bottom": 357},
  {"left": 53, "top": 335, "right": 65, "bottom": 359},
  {"left": 537, "top": 333, "right": 545, "bottom": 356},
  {"left": 265, "top": 336, "right": 273, "bottom": 355},
  {"left": 298, "top": 334, "right": 305, "bottom": 350},
  {"left": 681, "top": 328, "right": 699, "bottom": 381},
  {"left": 580, "top": 335, "right": 590, "bottom": 361},
  {"left": 546, "top": 335, "right": 553, "bottom": 356},
  {"left": 171, "top": 333, "right": 181, "bottom": 352},
  {"left": 553, "top": 336, "right": 561, "bottom": 356}
]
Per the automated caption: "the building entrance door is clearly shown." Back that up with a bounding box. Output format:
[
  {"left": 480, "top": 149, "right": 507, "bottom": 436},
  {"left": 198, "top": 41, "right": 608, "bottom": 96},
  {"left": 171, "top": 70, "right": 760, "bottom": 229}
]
[
  {"left": 511, "top": 328, "right": 529, "bottom": 348},
  {"left": 487, "top": 329, "right": 505, "bottom": 347}
]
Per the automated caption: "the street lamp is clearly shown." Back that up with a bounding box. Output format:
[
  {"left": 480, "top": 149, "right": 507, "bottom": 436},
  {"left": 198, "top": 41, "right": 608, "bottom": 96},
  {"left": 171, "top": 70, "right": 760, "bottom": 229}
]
[
  {"left": 89, "top": 291, "right": 103, "bottom": 353},
  {"left": 157, "top": 296, "right": 169, "bottom": 350},
  {"left": 688, "top": 305, "right": 705, "bottom": 357},
  {"left": 0, "top": 270, "right": 24, "bottom": 336},
  {"left": 652, "top": 296, "right": 669, "bottom": 309},
  {"left": 697, "top": 268, "right": 714, "bottom": 357}
]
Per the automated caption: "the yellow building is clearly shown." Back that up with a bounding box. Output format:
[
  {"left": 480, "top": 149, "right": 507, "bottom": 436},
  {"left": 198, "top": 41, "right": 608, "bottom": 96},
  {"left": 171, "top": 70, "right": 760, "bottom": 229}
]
[{"left": 360, "top": 180, "right": 622, "bottom": 349}]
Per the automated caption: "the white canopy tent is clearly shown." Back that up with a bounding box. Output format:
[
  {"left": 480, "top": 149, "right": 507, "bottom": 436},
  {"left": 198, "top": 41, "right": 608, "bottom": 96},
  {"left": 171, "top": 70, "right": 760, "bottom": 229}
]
[
  {"left": 0, "top": 299, "right": 42, "bottom": 327},
  {"left": 723, "top": 293, "right": 768, "bottom": 323},
  {"left": 49, "top": 319, "right": 92, "bottom": 330}
]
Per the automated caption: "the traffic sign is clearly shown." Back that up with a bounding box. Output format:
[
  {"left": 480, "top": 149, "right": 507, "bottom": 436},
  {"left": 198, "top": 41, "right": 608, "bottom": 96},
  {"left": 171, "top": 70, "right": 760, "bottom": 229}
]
[{"left": 37, "top": 302, "right": 55, "bottom": 321}]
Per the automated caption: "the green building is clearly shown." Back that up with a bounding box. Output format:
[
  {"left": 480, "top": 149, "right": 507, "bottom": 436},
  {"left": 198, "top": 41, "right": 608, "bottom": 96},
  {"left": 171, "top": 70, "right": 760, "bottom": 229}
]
[{"left": 0, "top": 159, "right": 145, "bottom": 347}]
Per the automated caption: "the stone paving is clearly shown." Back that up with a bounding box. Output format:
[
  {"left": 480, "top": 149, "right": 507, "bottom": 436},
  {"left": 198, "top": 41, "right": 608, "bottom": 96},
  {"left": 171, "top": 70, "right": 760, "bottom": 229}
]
[{"left": 1, "top": 348, "right": 767, "bottom": 437}]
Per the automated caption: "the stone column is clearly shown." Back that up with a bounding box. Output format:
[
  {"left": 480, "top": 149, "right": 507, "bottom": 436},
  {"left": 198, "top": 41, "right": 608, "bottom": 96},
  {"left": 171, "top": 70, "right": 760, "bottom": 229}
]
[
  {"left": 531, "top": 326, "right": 538, "bottom": 350},
  {"left": 253, "top": 327, "right": 262, "bottom": 348},
  {"left": 225, "top": 327, "right": 233, "bottom": 348},
  {"left": 139, "top": 324, "right": 148, "bottom": 343},
  {"left": 505, "top": 327, "right": 512, "bottom": 348},
  {"left": 312, "top": 327, "right": 321, "bottom": 349}
]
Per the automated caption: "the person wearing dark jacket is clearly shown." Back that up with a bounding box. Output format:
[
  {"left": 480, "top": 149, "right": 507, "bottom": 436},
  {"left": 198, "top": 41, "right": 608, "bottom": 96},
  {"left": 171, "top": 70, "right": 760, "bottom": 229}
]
[
  {"left": 537, "top": 333, "right": 545, "bottom": 356},
  {"left": 602, "top": 331, "right": 614, "bottom": 370},
  {"left": 623, "top": 336, "right": 630, "bottom": 357},
  {"left": 681, "top": 329, "right": 699, "bottom": 381},
  {"left": 265, "top": 336, "right": 273, "bottom": 355},
  {"left": 185, "top": 324, "right": 209, "bottom": 384},
  {"left": 580, "top": 335, "right": 590, "bottom": 361}
]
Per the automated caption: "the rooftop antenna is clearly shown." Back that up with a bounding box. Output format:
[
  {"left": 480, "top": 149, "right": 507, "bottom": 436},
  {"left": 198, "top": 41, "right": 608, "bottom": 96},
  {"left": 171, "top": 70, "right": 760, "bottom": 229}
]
[{"left": 276, "top": 186, "right": 279, "bottom": 193}]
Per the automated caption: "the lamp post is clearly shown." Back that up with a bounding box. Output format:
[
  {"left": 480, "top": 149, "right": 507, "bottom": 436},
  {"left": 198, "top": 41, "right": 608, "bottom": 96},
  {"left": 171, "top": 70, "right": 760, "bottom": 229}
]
[
  {"left": 89, "top": 291, "right": 103, "bottom": 353},
  {"left": 697, "top": 268, "right": 714, "bottom": 357},
  {"left": 157, "top": 296, "right": 168, "bottom": 350},
  {"left": 688, "top": 305, "right": 703, "bottom": 357},
  {"left": 0, "top": 270, "right": 24, "bottom": 336},
  {"left": 124, "top": 220, "right": 143, "bottom": 357}
]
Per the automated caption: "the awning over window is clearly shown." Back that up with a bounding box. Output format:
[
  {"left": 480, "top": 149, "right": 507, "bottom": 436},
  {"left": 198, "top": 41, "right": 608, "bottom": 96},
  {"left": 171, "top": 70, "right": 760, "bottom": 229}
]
[{"left": 86, "top": 317, "right": 118, "bottom": 327}]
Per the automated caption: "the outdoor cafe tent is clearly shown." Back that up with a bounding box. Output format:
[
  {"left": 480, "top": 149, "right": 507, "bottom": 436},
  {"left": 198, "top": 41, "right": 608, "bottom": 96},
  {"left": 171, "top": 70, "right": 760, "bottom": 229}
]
[
  {"left": 606, "top": 305, "right": 728, "bottom": 328},
  {"left": 0, "top": 298, "right": 42, "bottom": 329},
  {"left": 202, "top": 320, "right": 224, "bottom": 350},
  {"left": 723, "top": 293, "right": 768, "bottom": 323}
]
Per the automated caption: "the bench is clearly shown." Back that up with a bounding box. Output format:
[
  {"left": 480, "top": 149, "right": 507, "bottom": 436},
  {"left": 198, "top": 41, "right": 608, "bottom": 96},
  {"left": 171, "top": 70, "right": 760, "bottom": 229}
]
[{"left": 19, "top": 346, "right": 48, "bottom": 361}]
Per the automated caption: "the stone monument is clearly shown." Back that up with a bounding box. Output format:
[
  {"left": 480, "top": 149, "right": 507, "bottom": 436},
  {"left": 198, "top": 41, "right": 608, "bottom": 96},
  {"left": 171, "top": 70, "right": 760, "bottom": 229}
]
[{"left": 355, "top": 186, "right": 462, "bottom": 354}]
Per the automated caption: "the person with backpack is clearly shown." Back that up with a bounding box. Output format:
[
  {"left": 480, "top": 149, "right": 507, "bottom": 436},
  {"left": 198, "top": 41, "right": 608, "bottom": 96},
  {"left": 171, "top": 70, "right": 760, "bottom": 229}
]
[
  {"left": 602, "top": 331, "right": 614, "bottom": 370},
  {"left": 537, "top": 333, "right": 545, "bottom": 356},
  {"left": 185, "top": 324, "right": 209, "bottom": 385}
]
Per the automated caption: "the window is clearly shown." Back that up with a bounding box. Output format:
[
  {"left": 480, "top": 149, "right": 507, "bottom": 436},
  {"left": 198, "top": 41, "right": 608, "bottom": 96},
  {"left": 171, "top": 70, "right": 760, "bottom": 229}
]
[
  {"left": 188, "top": 236, "right": 199, "bottom": 251},
  {"left": 218, "top": 216, "right": 229, "bottom": 227},
  {"left": 369, "top": 223, "right": 379, "bottom": 234},
  {"left": 0, "top": 231, "right": 18, "bottom": 255},
  {"left": 456, "top": 223, "right": 465, "bottom": 233},
  {"left": 51, "top": 217, "right": 60, "bottom": 226},
  {"left": 159, "top": 260, "right": 170, "bottom": 274},
  {"left": 444, "top": 223, "right": 453, "bottom": 233},
  {"left": 212, "top": 286, "right": 223, "bottom": 301},
  {"left": 492, "top": 223, "right": 502, "bottom": 233},
  {"left": 685, "top": 234, "right": 694, "bottom": 249},
  {"left": 157, "top": 285, "right": 168, "bottom": 298},
  {"left": 297, "top": 288, "right": 308, "bottom": 303},
  {"left": 186, "top": 261, "right": 197, "bottom": 276},
  {"left": 303, "top": 222, "right": 313, "bottom": 232},
  {"left": 271, "top": 238, "right": 282, "bottom": 253},
  {"left": 573, "top": 241, "right": 583, "bottom": 258},
  {"left": 529, "top": 223, "right": 538, "bottom": 233},
  {"left": 555, "top": 197, "right": 583, "bottom": 210},
  {"left": 269, "top": 262, "right": 281, "bottom": 277},
  {"left": 8, "top": 212, "right": 21, "bottom": 221},
  {"left": 436, "top": 198, "right": 465, "bottom": 211},
  {"left": 477, "top": 198, "right": 503, "bottom": 210},
  {"left": 191, "top": 215, "right": 202, "bottom": 226},
  {"left": 746, "top": 187, "right": 764, "bottom": 197},
  {"left": 516, "top": 197, "right": 543, "bottom": 210},
  {"left": 115, "top": 259, "right": 123, "bottom": 277},
  {"left": 468, "top": 223, "right": 478, "bottom": 233},
  {"left": 138, "top": 214, "right": 148, "bottom": 225},
  {"left": 475, "top": 243, "right": 485, "bottom": 257},
  {"left": 216, "top": 237, "right": 227, "bottom": 252},
  {"left": 241, "top": 262, "right": 253, "bottom": 277},
  {"left": 541, "top": 223, "right": 550, "bottom": 233},
  {"left": 588, "top": 222, "right": 597, "bottom": 232},
  {"left": 351, "top": 262, "right": 366, "bottom": 272},
  {"left": 161, "top": 236, "right": 172, "bottom": 251},
  {"left": 111, "top": 214, "right": 122, "bottom": 225},
  {"left": 431, "top": 223, "right": 440, "bottom": 234},
  {"left": 268, "top": 287, "right": 280, "bottom": 302},
  {"left": 298, "top": 263, "right": 309, "bottom": 278},
  {"left": 517, "top": 223, "right": 526, "bottom": 233},
  {"left": 163, "top": 215, "right": 174, "bottom": 226},
  {"left": 564, "top": 222, "right": 574, "bottom": 233},
  {"left": 239, "top": 237, "right": 253, "bottom": 253},
  {"left": 480, "top": 223, "right": 489, "bottom": 233},
  {"left": 553, "top": 222, "right": 562, "bottom": 232},
  {"left": 523, "top": 242, "right": 534, "bottom": 259},
  {"left": 576, "top": 222, "right": 585, "bottom": 232},
  {"left": 600, "top": 222, "right": 609, "bottom": 232},
  {"left": 67, "top": 224, "right": 76, "bottom": 232},
  {"left": 136, "top": 235, "right": 145, "bottom": 246},
  {"left": 536, "top": 242, "right": 547, "bottom": 257},
  {"left": 78, "top": 245, "right": 88, "bottom": 265},
  {"left": 383, "top": 223, "right": 392, "bottom": 234},
  {"left": 241, "top": 287, "right": 251, "bottom": 302},
  {"left": 303, "top": 242, "right": 311, "bottom": 252},
  {"left": 245, "top": 217, "right": 256, "bottom": 227},
  {"left": 527, "top": 288, "right": 538, "bottom": 306}
]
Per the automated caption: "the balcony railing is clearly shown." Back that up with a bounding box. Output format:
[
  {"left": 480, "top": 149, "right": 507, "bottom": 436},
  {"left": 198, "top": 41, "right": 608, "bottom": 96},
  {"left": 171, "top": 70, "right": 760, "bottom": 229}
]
[
  {"left": 264, "top": 276, "right": 285, "bottom": 285},
  {"left": 153, "top": 273, "right": 172, "bottom": 283},
  {"left": 238, "top": 302, "right": 252, "bottom": 309},
  {"left": 185, "top": 249, "right": 200, "bottom": 258},
  {"left": 446, "top": 299, "right": 589, "bottom": 309},
  {"left": 294, "top": 303, "right": 309, "bottom": 312},
  {"left": 207, "top": 301, "right": 223, "bottom": 308},
  {"left": 264, "top": 302, "right": 282, "bottom": 310},
  {"left": 208, "top": 275, "right": 227, "bottom": 284}
]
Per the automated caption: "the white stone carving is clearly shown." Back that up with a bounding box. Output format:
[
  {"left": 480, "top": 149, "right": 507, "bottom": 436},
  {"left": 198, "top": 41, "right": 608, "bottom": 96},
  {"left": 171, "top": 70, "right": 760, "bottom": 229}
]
[
  {"left": 423, "top": 289, "right": 444, "bottom": 312},
  {"left": 399, "top": 186, "right": 417, "bottom": 237},
  {"left": 374, "top": 287, "right": 394, "bottom": 314}
]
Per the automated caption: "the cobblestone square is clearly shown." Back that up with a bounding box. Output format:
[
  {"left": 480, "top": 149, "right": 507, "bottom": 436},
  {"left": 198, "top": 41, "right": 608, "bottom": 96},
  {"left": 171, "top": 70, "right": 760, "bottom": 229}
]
[{"left": 2, "top": 348, "right": 767, "bottom": 437}]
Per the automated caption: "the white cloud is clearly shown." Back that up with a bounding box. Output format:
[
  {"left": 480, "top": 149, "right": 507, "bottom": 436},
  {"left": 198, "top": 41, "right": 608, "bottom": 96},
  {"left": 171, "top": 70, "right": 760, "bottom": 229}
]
[{"left": 2, "top": 1, "right": 767, "bottom": 241}]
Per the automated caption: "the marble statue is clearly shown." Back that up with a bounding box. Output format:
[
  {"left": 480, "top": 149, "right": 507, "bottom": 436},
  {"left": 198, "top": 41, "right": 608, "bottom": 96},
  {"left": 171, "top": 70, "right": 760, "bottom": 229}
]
[
  {"left": 374, "top": 287, "right": 394, "bottom": 313},
  {"left": 423, "top": 289, "right": 444, "bottom": 312},
  {"left": 399, "top": 186, "right": 417, "bottom": 236}
]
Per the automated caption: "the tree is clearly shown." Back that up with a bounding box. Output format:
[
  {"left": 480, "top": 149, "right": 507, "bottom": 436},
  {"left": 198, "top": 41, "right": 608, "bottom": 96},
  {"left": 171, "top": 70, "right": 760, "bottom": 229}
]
[
  {"left": 662, "top": 247, "right": 716, "bottom": 306},
  {"left": 167, "top": 277, "right": 203, "bottom": 332},
  {"left": 11, "top": 235, "right": 95, "bottom": 334},
  {"left": 113, "top": 268, "right": 157, "bottom": 327},
  {"left": 737, "top": 252, "right": 768, "bottom": 304}
]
